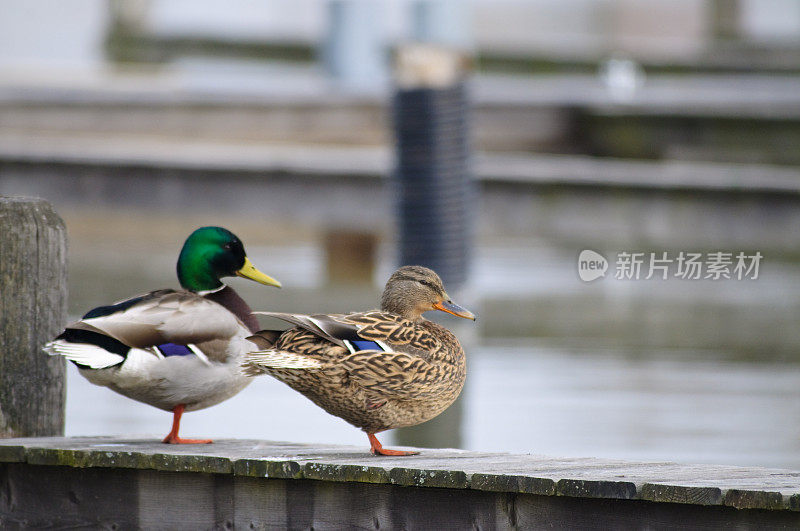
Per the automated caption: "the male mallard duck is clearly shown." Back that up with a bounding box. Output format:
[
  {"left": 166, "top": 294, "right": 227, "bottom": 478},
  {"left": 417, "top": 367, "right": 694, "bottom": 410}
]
[
  {"left": 242, "top": 265, "right": 475, "bottom": 456},
  {"left": 45, "top": 226, "right": 281, "bottom": 444}
]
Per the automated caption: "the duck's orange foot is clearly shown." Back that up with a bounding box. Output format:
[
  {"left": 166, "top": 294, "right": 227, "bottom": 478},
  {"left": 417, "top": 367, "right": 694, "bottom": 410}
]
[
  {"left": 371, "top": 446, "right": 419, "bottom": 456},
  {"left": 162, "top": 434, "right": 213, "bottom": 444},
  {"left": 367, "top": 432, "right": 419, "bottom": 456},
  {"left": 161, "top": 404, "right": 212, "bottom": 444}
]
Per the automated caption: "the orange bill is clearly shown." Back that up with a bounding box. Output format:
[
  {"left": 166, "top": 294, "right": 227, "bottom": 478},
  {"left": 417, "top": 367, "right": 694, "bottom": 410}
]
[{"left": 433, "top": 299, "right": 476, "bottom": 320}]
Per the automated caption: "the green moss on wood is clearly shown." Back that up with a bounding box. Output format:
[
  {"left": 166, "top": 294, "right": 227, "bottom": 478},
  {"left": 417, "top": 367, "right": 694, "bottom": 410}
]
[
  {"left": 724, "top": 489, "right": 786, "bottom": 510},
  {"left": 26, "top": 448, "right": 91, "bottom": 467},
  {"left": 303, "top": 463, "right": 390, "bottom": 484},
  {"left": 233, "top": 458, "right": 302, "bottom": 479},
  {"left": 389, "top": 467, "right": 469, "bottom": 489},
  {"left": 0, "top": 444, "right": 25, "bottom": 463},
  {"left": 789, "top": 494, "right": 800, "bottom": 511},
  {"left": 25, "top": 448, "right": 153, "bottom": 469},
  {"left": 150, "top": 453, "right": 231, "bottom": 474},
  {"left": 471, "top": 473, "right": 556, "bottom": 496}
]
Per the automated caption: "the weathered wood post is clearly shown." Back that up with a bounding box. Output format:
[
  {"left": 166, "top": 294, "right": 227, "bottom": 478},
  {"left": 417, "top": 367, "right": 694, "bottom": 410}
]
[
  {"left": 0, "top": 197, "right": 67, "bottom": 437},
  {"left": 392, "top": 45, "right": 475, "bottom": 449}
]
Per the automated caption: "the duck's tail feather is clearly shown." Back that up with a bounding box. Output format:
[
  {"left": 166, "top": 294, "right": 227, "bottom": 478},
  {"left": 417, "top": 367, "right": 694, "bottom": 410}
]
[
  {"left": 241, "top": 350, "right": 324, "bottom": 376},
  {"left": 44, "top": 339, "right": 125, "bottom": 369}
]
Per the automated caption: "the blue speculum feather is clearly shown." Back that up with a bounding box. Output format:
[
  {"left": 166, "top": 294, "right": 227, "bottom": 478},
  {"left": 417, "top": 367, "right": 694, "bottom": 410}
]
[
  {"left": 156, "top": 343, "right": 194, "bottom": 357},
  {"left": 350, "top": 340, "right": 383, "bottom": 351}
]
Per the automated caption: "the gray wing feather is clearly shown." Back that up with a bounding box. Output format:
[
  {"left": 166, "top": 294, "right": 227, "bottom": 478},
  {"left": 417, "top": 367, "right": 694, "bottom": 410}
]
[
  {"left": 253, "top": 311, "right": 355, "bottom": 348},
  {"left": 76, "top": 291, "right": 246, "bottom": 348}
]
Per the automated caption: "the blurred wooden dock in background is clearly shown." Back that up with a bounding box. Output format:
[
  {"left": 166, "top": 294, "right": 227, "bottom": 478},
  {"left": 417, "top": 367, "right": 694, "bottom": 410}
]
[
  {"left": 3, "top": 68, "right": 800, "bottom": 256},
  {"left": 2, "top": 131, "right": 799, "bottom": 257},
  {"left": 2, "top": 73, "right": 800, "bottom": 163}
]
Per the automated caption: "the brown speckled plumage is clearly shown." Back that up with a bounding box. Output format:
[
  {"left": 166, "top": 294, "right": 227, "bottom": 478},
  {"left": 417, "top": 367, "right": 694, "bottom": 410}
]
[{"left": 243, "top": 266, "right": 475, "bottom": 454}]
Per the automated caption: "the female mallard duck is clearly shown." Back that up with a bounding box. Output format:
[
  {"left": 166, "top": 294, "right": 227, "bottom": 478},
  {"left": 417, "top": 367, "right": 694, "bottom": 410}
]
[
  {"left": 242, "top": 265, "right": 475, "bottom": 456},
  {"left": 45, "top": 226, "right": 281, "bottom": 444}
]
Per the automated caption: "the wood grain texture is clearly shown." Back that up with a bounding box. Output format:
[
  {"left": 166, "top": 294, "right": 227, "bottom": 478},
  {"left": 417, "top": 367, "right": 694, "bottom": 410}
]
[
  {"left": 0, "top": 463, "right": 138, "bottom": 529},
  {"left": 2, "top": 436, "right": 800, "bottom": 528},
  {"left": 0, "top": 197, "right": 66, "bottom": 437},
  {"left": 640, "top": 483, "right": 723, "bottom": 505},
  {"left": 2, "top": 464, "right": 800, "bottom": 529},
  {"left": 472, "top": 473, "right": 556, "bottom": 496}
]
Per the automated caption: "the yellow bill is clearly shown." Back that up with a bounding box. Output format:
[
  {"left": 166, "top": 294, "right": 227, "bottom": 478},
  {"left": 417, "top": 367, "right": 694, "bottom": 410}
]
[{"left": 236, "top": 257, "right": 282, "bottom": 288}]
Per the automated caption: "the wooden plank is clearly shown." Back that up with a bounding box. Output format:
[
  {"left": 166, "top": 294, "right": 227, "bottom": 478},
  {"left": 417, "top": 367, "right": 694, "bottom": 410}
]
[
  {"left": 389, "top": 467, "right": 469, "bottom": 489},
  {"left": 137, "top": 469, "right": 233, "bottom": 529},
  {"left": 724, "top": 488, "right": 785, "bottom": 511},
  {"left": 0, "top": 463, "right": 139, "bottom": 528},
  {"left": 640, "top": 483, "right": 723, "bottom": 505},
  {"left": 0, "top": 197, "right": 66, "bottom": 438},
  {"left": 2, "top": 436, "right": 800, "bottom": 515},
  {"left": 471, "top": 472, "right": 556, "bottom": 495},
  {"left": 557, "top": 478, "right": 637, "bottom": 500},
  {"left": 2, "top": 463, "right": 799, "bottom": 529},
  {"left": 513, "top": 493, "right": 800, "bottom": 529},
  {"left": 233, "top": 476, "right": 291, "bottom": 530}
]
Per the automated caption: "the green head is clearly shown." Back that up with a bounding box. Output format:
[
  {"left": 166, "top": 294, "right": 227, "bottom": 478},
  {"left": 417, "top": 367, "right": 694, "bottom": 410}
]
[{"left": 176, "top": 226, "right": 281, "bottom": 292}]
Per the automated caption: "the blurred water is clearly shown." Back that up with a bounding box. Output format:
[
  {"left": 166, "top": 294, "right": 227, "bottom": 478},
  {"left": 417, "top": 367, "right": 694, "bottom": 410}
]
[
  {"left": 466, "top": 344, "right": 800, "bottom": 469},
  {"left": 62, "top": 234, "right": 800, "bottom": 469}
]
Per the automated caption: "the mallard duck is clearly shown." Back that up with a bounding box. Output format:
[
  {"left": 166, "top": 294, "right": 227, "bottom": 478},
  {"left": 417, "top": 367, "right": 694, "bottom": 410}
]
[
  {"left": 44, "top": 226, "right": 281, "bottom": 444},
  {"left": 242, "top": 265, "right": 475, "bottom": 456}
]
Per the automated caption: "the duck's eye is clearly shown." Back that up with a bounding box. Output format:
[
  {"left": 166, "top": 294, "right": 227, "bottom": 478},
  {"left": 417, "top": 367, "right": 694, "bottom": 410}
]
[
  {"left": 223, "top": 243, "right": 233, "bottom": 251},
  {"left": 416, "top": 279, "right": 439, "bottom": 293}
]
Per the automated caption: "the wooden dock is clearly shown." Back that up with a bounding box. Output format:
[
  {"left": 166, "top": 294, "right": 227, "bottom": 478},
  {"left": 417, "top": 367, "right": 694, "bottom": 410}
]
[{"left": 1, "top": 437, "right": 798, "bottom": 528}]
